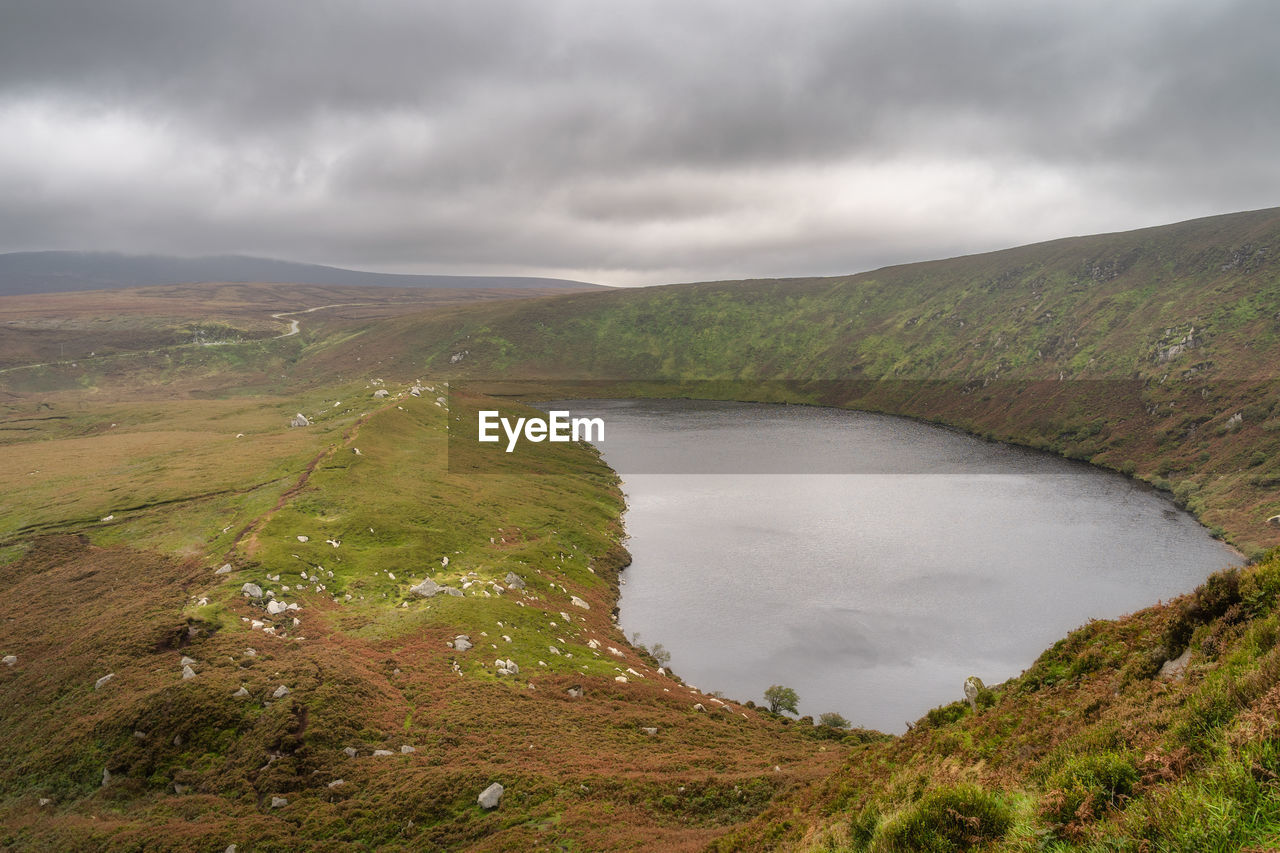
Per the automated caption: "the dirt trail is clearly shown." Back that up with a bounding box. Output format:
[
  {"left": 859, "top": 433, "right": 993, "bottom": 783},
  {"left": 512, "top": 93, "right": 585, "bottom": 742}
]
[
  {"left": 271, "top": 303, "right": 374, "bottom": 338},
  {"left": 226, "top": 397, "right": 396, "bottom": 557}
]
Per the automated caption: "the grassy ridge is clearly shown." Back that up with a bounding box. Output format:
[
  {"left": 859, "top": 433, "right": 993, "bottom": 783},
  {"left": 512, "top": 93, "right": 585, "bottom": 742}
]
[{"left": 0, "top": 377, "right": 845, "bottom": 851}]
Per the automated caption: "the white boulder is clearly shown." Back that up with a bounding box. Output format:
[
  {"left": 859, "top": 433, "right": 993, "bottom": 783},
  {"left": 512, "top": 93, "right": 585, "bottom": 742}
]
[{"left": 478, "top": 782, "right": 504, "bottom": 810}]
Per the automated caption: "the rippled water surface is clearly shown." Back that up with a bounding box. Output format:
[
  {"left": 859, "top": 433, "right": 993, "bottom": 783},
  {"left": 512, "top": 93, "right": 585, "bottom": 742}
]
[{"left": 547, "top": 399, "right": 1241, "bottom": 732}]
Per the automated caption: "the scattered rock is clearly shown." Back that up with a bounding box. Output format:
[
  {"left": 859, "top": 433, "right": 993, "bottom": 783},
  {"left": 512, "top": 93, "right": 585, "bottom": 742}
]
[
  {"left": 343, "top": 747, "right": 358, "bottom": 758},
  {"left": 181, "top": 665, "right": 196, "bottom": 680},
  {"left": 290, "top": 414, "right": 310, "bottom": 428},
  {"left": 233, "top": 687, "right": 250, "bottom": 699},
  {"left": 95, "top": 673, "right": 115, "bottom": 690},
  {"left": 241, "top": 582, "right": 264, "bottom": 599},
  {"left": 641, "top": 727, "right": 658, "bottom": 736},
  {"left": 180, "top": 656, "right": 195, "bottom": 666},
  {"left": 271, "top": 796, "right": 288, "bottom": 808},
  {"left": 1269, "top": 515, "right": 1280, "bottom": 528},
  {"left": 174, "top": 783, "right": 189, "bottom": 794},
  {"left": 410, "top": 578, "right": 443, "bottom": 597},
  {"left": 570, "top": 595, "right": 590, "bottom": 610},
  {"left": 567, "top": 685, "right": 583, "bottom": 698},
  {"left": 39, "top": 798, "right": 51, "bottom": 806},
  {"left": 454, "top": 635, "right": 473, "bottom": 652},
  {"left": 215, "top": 564, "right": 233, "bottom": 575},
  {"left": 615, "top": 676, "right": 628, "bottom": 683},
  {"left": 372, "top": 749, "right": 394, "bottom": 756},
  {"left": 478, "top": 782, "right": 504, "bottom": 809},
  {"left": 693, "top": 703, "right": 705, "bottom": 712},
  {"left": 328, "top": 779, "right": 346, "bottom": 789},
  {"left": 1160, "top": 647, "right": 1193, "bottom": 681},
  {"left": 504, "top": 572, "right": 526, "bottom": 590},
  {"left": 2, "top": 654, "right": 16, "bottom": 667},
  {"left": 963, "top": 676, "right": 984, "bottom": 712},
  {"left": 400, "top": 745, "right": 415, "bottom": 754},
  {"left": 373, "top": 389, "right": 390, "bottom": 398},
  {"left": 101, "top": 767, "right": 111, "bottom": 787},
  {"left": 266, "top": 600, "right": 288, "bottom": 615},
  {"left": 272, "top": 685, "right": 290, "bottom": 699}
]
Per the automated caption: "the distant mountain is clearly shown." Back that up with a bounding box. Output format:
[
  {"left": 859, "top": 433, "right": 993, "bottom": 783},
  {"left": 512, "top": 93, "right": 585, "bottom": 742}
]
[{"left": 0, "top": 251, "right": 604, "bottom": 297}]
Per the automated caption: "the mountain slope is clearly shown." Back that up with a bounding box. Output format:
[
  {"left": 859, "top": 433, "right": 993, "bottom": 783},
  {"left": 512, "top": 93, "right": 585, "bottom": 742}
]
[
  {"left": 335, "top": 206, "right": 1280, "bottom": 553},
  {"left": 0, "top": 251, "right": 604, "bottom": 297},
  {"left": 3, "top": 207, "right": 1280, "bottom": 850}
]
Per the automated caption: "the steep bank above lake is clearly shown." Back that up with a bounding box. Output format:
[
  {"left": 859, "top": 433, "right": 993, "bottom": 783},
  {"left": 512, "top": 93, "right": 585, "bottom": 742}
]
[{"left": 346, "top": 207, "right": 1280, "bottom": 555}]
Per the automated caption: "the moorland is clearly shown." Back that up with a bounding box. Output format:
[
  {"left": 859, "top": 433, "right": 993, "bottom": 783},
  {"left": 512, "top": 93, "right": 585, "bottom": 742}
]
[{"left": 4, "top": 208, "right": 1280, "bottom": 850}]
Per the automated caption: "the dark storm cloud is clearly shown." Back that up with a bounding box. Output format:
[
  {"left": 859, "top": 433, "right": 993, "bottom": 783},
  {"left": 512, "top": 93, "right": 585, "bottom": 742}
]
[{"left": 1, "top": 0, "right": 1277, "bottom": 284}]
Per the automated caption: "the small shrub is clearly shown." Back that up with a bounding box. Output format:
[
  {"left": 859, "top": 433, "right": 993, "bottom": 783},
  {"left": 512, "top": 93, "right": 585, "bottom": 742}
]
[
  {"left": 1240, "top": 557, "right": 1280, "bottom": 616},
  {"left": 1038, "top": 751, "right": 1138, "bottom": 833},
  {"left": 819, "top": 712, "right": 851, "bottom": 729},
  {"left": 1162, "top": 568, "right": 1243, "bottom": 655},
  {"left": 1173, "top": 479, "right": 1201, "bottom": 505},
  {"left": 1120, "top": 645, "right": 1167, "bottom": 683},
  {"left": 922, "top": 701, "right": 968, "bottom": 728},
  {"left": 843, "top": 728, "right": 894, "bottom": 746},
  {"left": 872, "top": 785, "right": 1013, "bottom": 852}
]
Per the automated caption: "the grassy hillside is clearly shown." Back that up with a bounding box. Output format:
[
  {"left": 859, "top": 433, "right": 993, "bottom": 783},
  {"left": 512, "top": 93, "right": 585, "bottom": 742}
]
[
  {"left": 714, "top": 554, "right": 1280, "bottom": 851},
  {"left": 338, "top": 207, "right": 1280, "bottom": 555},
  {"left": 3, "top": 209, "right": 1280, "bottom": 850},
  {"left": 0, "top": 379, "right": 845, "bottom": 850}
]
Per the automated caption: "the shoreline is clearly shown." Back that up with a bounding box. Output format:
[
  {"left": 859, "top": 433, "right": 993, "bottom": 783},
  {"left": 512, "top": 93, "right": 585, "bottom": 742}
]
[{"left": 571, "top": 395, "right": 1241, "bottom": 731}]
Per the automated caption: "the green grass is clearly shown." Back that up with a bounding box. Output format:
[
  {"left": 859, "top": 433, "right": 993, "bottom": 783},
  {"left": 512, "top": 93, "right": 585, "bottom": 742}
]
[{"left": 7, "top": 208, "right": 1280, "bottom": 849}]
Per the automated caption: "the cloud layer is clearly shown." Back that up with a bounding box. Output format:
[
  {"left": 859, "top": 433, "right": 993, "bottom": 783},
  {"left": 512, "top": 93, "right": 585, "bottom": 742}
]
[{"left": 2, "top": 0, "right": 1277, "bottom": 285}]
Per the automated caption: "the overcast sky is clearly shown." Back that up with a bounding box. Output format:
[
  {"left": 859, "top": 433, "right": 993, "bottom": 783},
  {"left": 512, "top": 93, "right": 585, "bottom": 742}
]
[{"left": 1, "top": 1, "right": 1277, "bottom": 286}]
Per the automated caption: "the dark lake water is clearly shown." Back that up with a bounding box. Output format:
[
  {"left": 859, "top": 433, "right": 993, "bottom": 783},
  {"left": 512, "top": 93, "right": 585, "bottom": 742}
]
[{"left": 545, "top": 399, "right": 1242, "bottom": 733}]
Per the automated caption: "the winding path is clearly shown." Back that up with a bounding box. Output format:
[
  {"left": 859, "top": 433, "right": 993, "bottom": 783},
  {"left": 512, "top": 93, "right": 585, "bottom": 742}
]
[{"left": 271, "top": 303, "right": 372, "bottom": 338}]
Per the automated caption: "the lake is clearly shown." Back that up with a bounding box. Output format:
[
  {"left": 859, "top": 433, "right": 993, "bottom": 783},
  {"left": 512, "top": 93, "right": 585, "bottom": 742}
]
[{"left": 547, "top": 398, "right": 1242, "bottom": 732}]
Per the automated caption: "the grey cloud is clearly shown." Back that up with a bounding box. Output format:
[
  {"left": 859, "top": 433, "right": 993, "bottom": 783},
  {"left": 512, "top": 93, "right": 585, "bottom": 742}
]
[{"left": 1, "top": 0, "right": 1277, "bottom": 284}]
